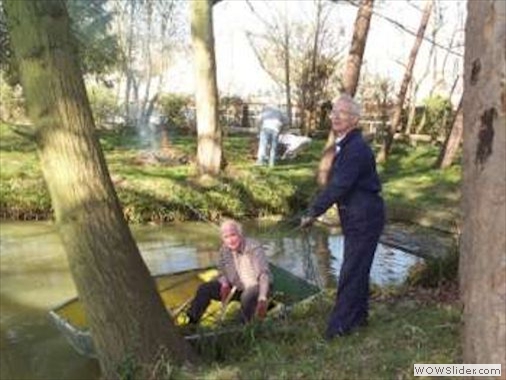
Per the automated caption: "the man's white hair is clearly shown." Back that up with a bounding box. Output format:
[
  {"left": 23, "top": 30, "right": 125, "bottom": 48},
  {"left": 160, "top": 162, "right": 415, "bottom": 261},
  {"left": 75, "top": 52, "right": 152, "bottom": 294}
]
[
  {"left": 220, "top": 219, "right": 243, "bottom": 236},
  {"left": 335, "top": 94, "right": 362, "bottom": 117}
]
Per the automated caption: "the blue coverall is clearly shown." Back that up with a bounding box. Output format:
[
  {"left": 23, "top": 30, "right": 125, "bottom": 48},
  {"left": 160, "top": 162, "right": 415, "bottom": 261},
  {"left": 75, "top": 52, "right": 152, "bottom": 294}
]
[{"left": 308, "top": 128, "right": 385, "bottom": 338}]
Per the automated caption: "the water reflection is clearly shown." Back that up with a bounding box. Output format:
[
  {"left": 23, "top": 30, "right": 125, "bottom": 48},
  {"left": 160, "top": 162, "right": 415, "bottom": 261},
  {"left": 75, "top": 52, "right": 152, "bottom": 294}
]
[{"left": 0, "top": 221, "right": 421, "bottom": 380}]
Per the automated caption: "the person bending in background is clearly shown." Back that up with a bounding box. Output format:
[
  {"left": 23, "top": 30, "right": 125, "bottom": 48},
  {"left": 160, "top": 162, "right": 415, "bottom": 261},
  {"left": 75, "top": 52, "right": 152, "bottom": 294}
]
[
  {"left": 256, "top": 104, "right": 287, "bottom": 167},
  {"left": 187, "top": 219, "right": 270, "bottom": 324},
  {"left": 300, "top": 94, "right": 385, "bottom": 340}
]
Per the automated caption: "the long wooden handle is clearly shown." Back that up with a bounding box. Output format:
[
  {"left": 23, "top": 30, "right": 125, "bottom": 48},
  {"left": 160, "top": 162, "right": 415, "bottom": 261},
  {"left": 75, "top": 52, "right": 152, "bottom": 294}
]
[
  {"left": 171, "top": 297, "right": 193, "bottom": 319},
  {"left": 220, "top": 286, "right": 237, "bottom": 321}
]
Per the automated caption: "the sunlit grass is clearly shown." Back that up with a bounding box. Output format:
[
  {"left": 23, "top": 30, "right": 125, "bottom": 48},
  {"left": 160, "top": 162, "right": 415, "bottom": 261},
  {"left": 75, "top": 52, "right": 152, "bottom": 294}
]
[
  {"left": 169, "top": 290, "right": 461, "bottom": 380},
  {"left": 0, "top": 122, "right": 461, "bottom": 226}
]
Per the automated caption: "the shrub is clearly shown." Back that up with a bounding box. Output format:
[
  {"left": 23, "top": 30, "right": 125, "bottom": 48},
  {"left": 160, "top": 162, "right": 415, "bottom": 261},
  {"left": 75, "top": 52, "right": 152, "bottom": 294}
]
[
  {"left": 406, "top": 237, "right": 459, "bottom": 288},
  {"left": 158, "top": 93, "right": 195, "bottom": 134},
  {"left": 86, "top": 82, "right": 120, "bottom": 129},
  {"left": 420, "top": 95, "right": 453, "bottom": 141},
  {"left": 0, "top": 72, "right": 27, "bottom": 123}
]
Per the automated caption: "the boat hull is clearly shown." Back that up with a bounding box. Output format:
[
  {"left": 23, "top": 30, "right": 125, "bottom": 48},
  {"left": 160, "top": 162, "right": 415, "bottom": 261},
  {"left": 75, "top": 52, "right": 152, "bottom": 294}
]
[{"left": 49, "top": 264, "right": 319, "bottom": 358}]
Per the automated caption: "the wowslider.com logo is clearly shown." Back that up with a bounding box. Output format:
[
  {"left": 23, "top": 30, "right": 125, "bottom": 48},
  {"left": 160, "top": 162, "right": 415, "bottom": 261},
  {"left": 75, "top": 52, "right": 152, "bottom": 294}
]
[{"left": 414, "top": 364, "right": 501, "bottom": 377}]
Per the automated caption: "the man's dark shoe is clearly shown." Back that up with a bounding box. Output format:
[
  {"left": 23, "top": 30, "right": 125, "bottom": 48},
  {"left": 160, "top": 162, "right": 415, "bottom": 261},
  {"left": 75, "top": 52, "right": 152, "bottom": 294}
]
[
  {"left": 324, "top": 319, "right": 369, "bottom": 341},
  {"left": 323, "top": 327, "right": 348, "bottom": 341}
]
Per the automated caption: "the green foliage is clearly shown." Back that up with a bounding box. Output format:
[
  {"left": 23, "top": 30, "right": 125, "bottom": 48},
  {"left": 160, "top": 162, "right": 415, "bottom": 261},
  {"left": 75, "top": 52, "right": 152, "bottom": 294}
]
[
  {"left": 67, "top": 0, "right": 120, "bottom": 75},
  {"left": 0, "top": 0, "right": 119, "bottom": 86},
  {"left": 116, "top": 354, "right": 141, "bottom": 380},
  {"left": 407, "top": 239, "right": 460, "bottom": 287},
  {"left": 87, "top": 82, "right": 121, "bottom": 128},
  {"left": 0, "top": 72, "right": 25, "bottom": 123},
  {"left": 158, "top": 93, "right": 194, "bottom": 133},
  {"left": 0, "top": 1, "right": 17, "bottom": 83},
  {"left": 420, "top": 95, "right": 453, "bottom": 140},
  {"left": 97, "top": 127, "right": 139, "bottom": 150}
]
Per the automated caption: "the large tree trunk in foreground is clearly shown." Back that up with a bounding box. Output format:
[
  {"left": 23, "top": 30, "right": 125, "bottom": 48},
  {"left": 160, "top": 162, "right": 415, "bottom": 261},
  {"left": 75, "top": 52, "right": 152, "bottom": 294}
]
[
  {"left": 460, "top": 0, "right": 506, "bottom": 373},
  {"left": 4, "top": 1, "right": 196, "bottom": 378},
  {"left": 191, "top": 0, "right": 222, "bottom": 176}
]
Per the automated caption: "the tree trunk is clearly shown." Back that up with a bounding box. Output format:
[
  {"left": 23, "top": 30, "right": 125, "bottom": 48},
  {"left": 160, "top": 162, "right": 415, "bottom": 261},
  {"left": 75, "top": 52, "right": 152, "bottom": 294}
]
[
  {"left": 378, "top": 0, "right": 433, "bottom": 163},
  {"left": 460, "top": 0, "right": 506, "bottom": 372},
  {"left": 124, "top": 0, "right": 135, "bottom": 124},
  {"left": 436, "top": 97, "right": 463, "bottom": 169},
  {"left": 317, "top": 0, "right": 374, "bottom": 187},
  {"left": 191, "top": 0, "right": 222, "bottom": 176},
  {"left": 283, "top": 14, "right": 293, "bottom": 129},
  {"left": 342, "top": 0, "right": 374, "bottom": 97},
  {"left": 3, "top": 1, "right": 196, "bottom": 378}
]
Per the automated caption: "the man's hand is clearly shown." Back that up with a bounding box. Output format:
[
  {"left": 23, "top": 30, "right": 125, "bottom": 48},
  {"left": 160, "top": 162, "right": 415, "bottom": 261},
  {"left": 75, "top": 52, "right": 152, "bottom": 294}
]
[
  {"left": 220, "top": 283, "right": 231, "bottom": 303},
  {"left": 256, "top": 299, "right": 268, "bottom": 319},
  {"left": 300, "top": 216, "right": 315, "bottom": 229}
]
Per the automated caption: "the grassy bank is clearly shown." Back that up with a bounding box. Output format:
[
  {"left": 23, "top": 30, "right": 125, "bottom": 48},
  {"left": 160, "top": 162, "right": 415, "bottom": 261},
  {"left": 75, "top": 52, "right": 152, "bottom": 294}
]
[
  {"left": 146, "top": 285, "right": 461, "bottom": 380},
  {"left": 0, "top": 122, "right": 460, "bottom": 229}
]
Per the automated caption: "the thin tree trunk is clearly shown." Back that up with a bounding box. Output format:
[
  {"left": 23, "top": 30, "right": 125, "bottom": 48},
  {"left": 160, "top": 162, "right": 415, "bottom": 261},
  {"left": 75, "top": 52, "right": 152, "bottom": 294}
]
[
  {"left": 460, "top": 0, "right": 506, "bottom": 370},
  {"left": 283, "top": 1, "right": 292, "bottom": 129},
  {"left": 378, "top": 0, "right": 434, "bottom": 163},
  {"left": 124, "top": 0, "right": 135, "bottom": 124},
  {"left": 3, "top": 1, "right": 196, "bottom": 378},
  {"left": 342, "top": 0, "right": 374, "bottom": 97},
  {"left": 435, "top": 97, "right": 462, "bottom": 169},
  {"left": 191, "top": 0, "right": 222, "bottom": 176},
  {"left": 405, "top": 82, "right": 418, "bottom": 136},
  {"left": 139, "top": 0, "right": 154, "bottom": 128},
  {"left": 307, "top": 0, "right": 323, "bottom": 136}
]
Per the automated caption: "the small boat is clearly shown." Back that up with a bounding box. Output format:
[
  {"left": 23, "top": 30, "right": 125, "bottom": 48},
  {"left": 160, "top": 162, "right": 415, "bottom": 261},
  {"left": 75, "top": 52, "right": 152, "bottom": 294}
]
[{"left": 49, "top": 263, "right": 319, "bottom": 358}]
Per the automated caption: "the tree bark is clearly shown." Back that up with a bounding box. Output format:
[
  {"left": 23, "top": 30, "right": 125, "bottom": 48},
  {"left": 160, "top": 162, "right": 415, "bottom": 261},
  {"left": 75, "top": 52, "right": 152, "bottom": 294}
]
[
  {"left": 283, "top": 5, "right": 293, "bottom": 129},
  {"left": 460, "top": 0, "right": 506, "bottom": 372},
  {"left": 191, "top": 0, "right": 222, "bottom": 176},
  {"left": 3, "top": 1, "right": 196, "bottom": 378},
  {"left": 378, "top": 0, "right": 433, "bottom": 163},
  {"left": 342, "top": 0, "right": 374, "bottom": 97}
]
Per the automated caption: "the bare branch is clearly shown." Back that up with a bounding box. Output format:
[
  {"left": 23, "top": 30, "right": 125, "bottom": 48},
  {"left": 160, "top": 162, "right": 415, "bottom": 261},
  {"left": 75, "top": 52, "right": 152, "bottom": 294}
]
[{"left": 333, "top": 0, "right": 463, "bottom": 57}]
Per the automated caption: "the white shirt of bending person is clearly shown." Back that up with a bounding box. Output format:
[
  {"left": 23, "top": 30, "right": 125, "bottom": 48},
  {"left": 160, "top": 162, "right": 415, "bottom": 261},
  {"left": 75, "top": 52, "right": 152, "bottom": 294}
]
[{"left": 258, "top": 106, "right": 286, "bottom": 132}]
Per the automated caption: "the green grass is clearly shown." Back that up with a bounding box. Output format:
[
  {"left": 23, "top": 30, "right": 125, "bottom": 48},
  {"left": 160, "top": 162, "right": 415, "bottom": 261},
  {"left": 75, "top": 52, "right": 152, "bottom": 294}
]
[
  {"left": 380, "top": 144, "right": 461, "bottom": 211},
  {"left": 0, "top": 122, "right": 460, "bottom": 229},
  {"left": 154, "top": 289, "right": 461, "bottom": 380}
]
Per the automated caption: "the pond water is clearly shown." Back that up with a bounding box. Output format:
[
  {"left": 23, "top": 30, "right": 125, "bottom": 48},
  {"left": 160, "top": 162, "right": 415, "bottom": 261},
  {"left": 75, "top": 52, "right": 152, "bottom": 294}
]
[{"left": 0, "top": 221, "right": 422, "bottom": 380}]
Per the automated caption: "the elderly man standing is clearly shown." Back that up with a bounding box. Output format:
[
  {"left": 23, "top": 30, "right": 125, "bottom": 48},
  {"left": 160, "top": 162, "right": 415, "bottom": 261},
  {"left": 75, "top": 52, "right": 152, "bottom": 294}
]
[
  {"left": 300, "top": 94, "right": 385, "bottom": 340},
  {"left": 187, "top": 219, "right": 270, "bottom": 324}
]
